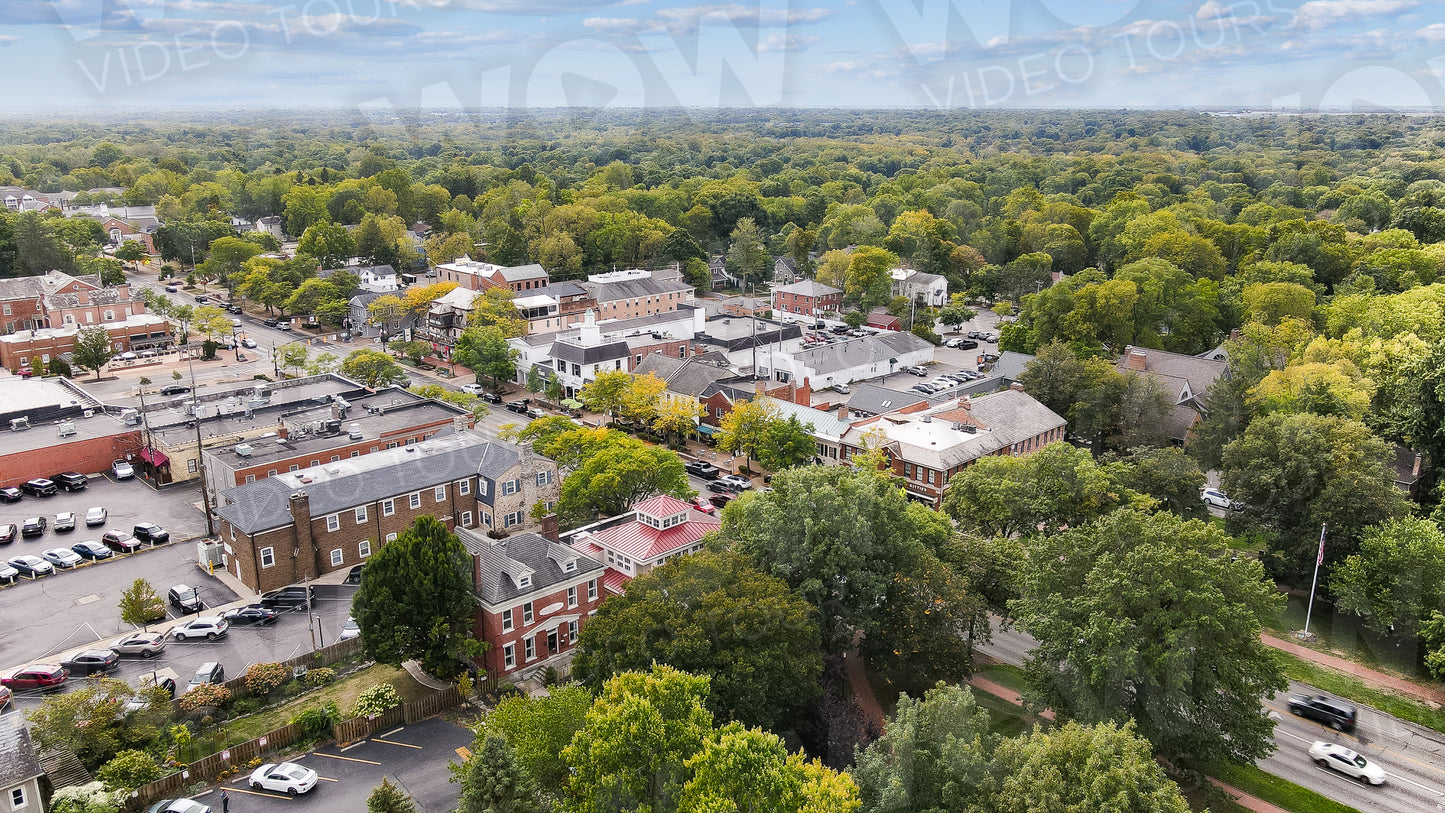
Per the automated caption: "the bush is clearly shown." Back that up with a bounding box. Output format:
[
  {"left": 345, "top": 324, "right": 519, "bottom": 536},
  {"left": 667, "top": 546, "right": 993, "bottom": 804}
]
[
  {"left": 352, "top": 684, "right": 403, "bottom": 718},
  {"left": 302, "top": 667, "right": 336, "bottom": 688},
  {"left": 245, "top": 662, "right": 289, "bottom": 696},
  {"left": 96, "top": 749, "right": 163, "bottom": 790},
  {"left": 230, "top": 695, "right": 264, "bottom": 715},
  {"left": 293, "top": 700, "right": 342, "bottom": 737},
  {"left": 178, "top": 683, "right": 231, "bottom": 714},
  {"left": 48, "top": 357, "right": 72, "bottom": 377},
  {"left": 50, "top": 781, "right": 127, "bottom": 813}
]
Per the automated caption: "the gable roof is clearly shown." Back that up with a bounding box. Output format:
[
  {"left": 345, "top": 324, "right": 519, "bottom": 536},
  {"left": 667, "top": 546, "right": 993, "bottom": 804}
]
[
  {"left": 763, "top": 396, "right": 852, "bottom": 441},
  {"left": 496, "top": 263, "right": 548, "bottom": 282},
  {"left": 550, "top": 340, "right": 632, "bottom": 365},
  {"left": 581, "top": 275, "right": 692, "bottom": 302},
  {"left": 773, "top": 279, "right": 841, "bottom": 297},
  {"left": 1116, "top": 347, "right": 1227, "bottom": 406},
  {"left": 990, "top": 351, "right": 1036, "bottom": 383},
  {"left": 634, "top": 353, "right": 742, "bottom": 398},
  {"left": 462, "top": 529, "right": 605, "bottom": 604},
  {"left": 845, "top": 383, "right": 928, "bottom": 417},
  {"left": 0, "top": 712, "right": 41, "bottom": 789}
]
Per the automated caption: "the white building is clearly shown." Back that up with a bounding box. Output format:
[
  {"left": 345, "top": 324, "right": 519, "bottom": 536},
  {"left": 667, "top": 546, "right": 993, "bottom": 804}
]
[
  {"left": 510, "top": 308, "right": 705, "bottom": 398},
  {"left": 755, "top": 330, "right": 934, "bottom": 389},
  {"left": 891, "top": 268, "right": 948, "bottom": 307}
]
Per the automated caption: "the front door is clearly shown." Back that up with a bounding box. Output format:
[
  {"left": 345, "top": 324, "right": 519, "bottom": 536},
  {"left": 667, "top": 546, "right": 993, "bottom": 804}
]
[{"left": 546, "top": 629, "right": 559, "bottom": 656}]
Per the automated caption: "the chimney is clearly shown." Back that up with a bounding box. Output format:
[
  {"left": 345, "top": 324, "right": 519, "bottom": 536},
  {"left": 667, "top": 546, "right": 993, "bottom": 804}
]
[
  {"left": 1229, "top": 328, "right": 1241, "bottom": 341},
  {"left": 1125, "top": 348, "right": 1148, "bottom": 372},
  {"left": 540, "top": 513, "right": 560, "bottom": 542},
  {"left": 1414, "top": 453, "right": 1423, "bottom": 478},
  {"left": 837, "top": 404, "right": 848, "bottom": 420},
  {"left": 288, "top": 491, "right": 316, "bottom": 579},
  {"left": 796, "top": 377, "right": 812, "bottom": 406},
  {"left": 960, "top": 396, "right": 972, "bottom": 410},
  {"left": 472, "top": 551, "right": 482, "bottom": 591},
  {"left": 1010, "top": 382, "right": 1026, "bottom": 393},
  {"left": 755, "top": 378, "right": 768, "bottom": 396}
]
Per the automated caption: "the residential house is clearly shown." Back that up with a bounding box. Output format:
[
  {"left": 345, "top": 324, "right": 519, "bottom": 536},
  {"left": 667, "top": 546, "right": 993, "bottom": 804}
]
[
  {"left": 839, "top": 386, "right": 1068, "bottom": 505},
  {"left": 464, "top": 528, "right": 604, "bottom": 679},
  {"left": 565, "top": 494, "right": 721, "bottom": 596},
  {"left": 891, "top": 268, "right": 949, "bottom": 307},
  {"left": 1392, "top": 445, "right": 1429, "bottom": 502},
  {"left": 866, "top": 309, "right": 902, "bottom": 331},
  {"left": 772, "top": 256, "right": 800, "bottom": 285},
  {"left": 512, "top": 281, "right": 596, "bottom": 335},
  {"left": 580, "top": 269, "right": 695, "bottom": 320},
  {"left": 510, "top": 308, "right": 704, "bottom": 398},
  {"left": 1114, "top": 346, "right": 1228, "bottom": 445},
  {"left": 772, "top": 279, "right": 843, "bottom": 324},
  {"left": 436, "top": 256, "right": 550, "bottom": 293},
  {"left": 214, "top": 432, "right": 560, "bottom": 594},
  {"left": 255, "top": 216, "right": 285, "bottom": 242},
  {"left": 840, "top": 383, "right": 929, "bottom": 420},
  {"left": 347, "top": 291, "right": 419, "bottom": 341},
  {"left": 987, "top": 350, "right": 1036, "bottom": 386},
  {"left": 347, "top": 264, "right": 399, "bottom": 293},
  {"left": 420, "top": 286, "right": 481, "bottom": 356},
  {"left": 0, "top": 713, "right": 42, "bottom": 813},
  {"left": 67, "top": 205, "right": 162, "bottom": 253},
  {"left": 0, "top": 186, "right": 64, "bottom": 213}
]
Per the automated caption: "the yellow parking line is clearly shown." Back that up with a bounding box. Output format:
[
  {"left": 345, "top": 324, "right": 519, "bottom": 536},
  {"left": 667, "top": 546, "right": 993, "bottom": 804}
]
[
  {"left": 311, "top": 752, "right": 381, "bottom": 765},
  {"left": 317, "top": 777, "right": 340, "bottom": 783},
  {"left": 225, "top": 787, "right": 290, "bottom": 800},
  {"left": 370, "top": 738, "right": 423, "bottom": 750}
]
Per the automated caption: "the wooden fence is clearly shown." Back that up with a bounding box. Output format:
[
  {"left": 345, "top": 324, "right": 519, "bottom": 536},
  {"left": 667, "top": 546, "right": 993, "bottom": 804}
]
[
  {"left": 127, "top": 723, "right": 302, "bottom": 810},
  {"left": 330, "top": 686, "right": 464, "bottom": 746}
]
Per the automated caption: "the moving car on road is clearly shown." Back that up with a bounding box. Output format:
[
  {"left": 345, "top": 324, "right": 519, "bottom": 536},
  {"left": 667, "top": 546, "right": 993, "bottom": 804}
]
[
  {"left": 1200, "top": 488, "right": 1241, "bottom": 511},
  {"left": 249, "top": 762, "right": 319, "bottom": 796},
  {"left": 111, "top": 631, "right": 167, "bottom": 658},
  {"left": 1308, "top": 741, "right": 1386, "bottom": 785},
  {"left": 159, "top": 384, "right": 191, "bottom": 396},
  {"left": 1288, "top": 694, "right": 1357, "bottom": 732},
  {"left": 339, "top": 617, "right": 360, "bottom": 641}
]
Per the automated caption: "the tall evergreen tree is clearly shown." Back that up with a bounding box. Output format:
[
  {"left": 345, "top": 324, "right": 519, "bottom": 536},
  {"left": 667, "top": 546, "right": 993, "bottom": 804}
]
[{"left": 457, "top": 735, "right": 544, "bottom": 813}]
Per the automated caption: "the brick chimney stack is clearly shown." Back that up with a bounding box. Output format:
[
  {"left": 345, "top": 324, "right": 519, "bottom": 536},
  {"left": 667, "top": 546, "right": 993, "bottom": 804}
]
[
  {"left": 1125, "top": 348, "right": 1148, "bottom": 372},
  {"left": 540, "top": 513, "right": 560, "bottom": 542},
  {"left": 288, "top": 491, "right": 315, "bottom": 582},
  {"left": 1009, "top": 382, "right": 1026, "bottom": 393}
]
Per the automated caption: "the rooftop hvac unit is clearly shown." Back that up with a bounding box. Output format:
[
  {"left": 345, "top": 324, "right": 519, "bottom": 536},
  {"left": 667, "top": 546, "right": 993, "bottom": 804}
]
[
  {"left": 196, "top": 540, "right": 224, "bottom": 567},
  {"left": 120, "top": 409, "right": 140, "bottom": 425},
  {"left": 248, "top": 397, "right": 267, "bottom": 409},
  {"left": 348, "top": 423, "right": 362, "bottom": 440},
  {"left": 235, "top": 444, "right": 253, "bottom": 457},
  {"left": 57, "top": 420, "right": 76, "bottom": 437},
  {"left": 82, "top": 409, "right": 94, "bottom": 418}
]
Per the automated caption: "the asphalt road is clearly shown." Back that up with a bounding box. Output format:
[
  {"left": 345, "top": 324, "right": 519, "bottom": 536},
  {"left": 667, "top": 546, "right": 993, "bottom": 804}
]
[
  {"left": 978, "top": 620, "right": 1445, "bottom": 813},
  {"left": 203, "top": 717, "right": 473, "bottom": 813}
]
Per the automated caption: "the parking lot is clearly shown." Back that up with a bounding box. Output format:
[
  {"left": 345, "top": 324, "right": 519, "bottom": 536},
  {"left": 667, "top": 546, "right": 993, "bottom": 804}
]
[{"left": 200, "top": 717, "right": 473, "bottom": 813}]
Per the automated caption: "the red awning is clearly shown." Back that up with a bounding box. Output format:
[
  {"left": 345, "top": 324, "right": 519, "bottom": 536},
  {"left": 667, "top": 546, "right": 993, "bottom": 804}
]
[{"left": 138, "top": 448, "right": 169, "bottom": 466}]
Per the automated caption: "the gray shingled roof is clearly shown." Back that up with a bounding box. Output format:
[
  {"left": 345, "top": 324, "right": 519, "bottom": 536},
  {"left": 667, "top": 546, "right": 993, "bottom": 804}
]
[
  {"left": 550, "top": 340, "right": 631, "bottom": 365},
  {"left": 773, "top": 279, "right": 841, "bottom": 297},
  {"left": 215, "top": 433, "right": 525, "bottom": 534},
  {"left": 0, "top": 712, "right": 41, "bottom": 789},
  {"left": 844, "top": 383, "right": 927, "bottom": 417},
  {"left": 991, "top": 351, "right": 1036, "bottom": 383},
  {"left": 582, "top": 276, "right": 693, "bottom": 301},
  {"left": 966, "top": 388, "right": 1068, "bottom": 442},
  {"left": 793, "top": 332, "right": 932, "bottom": 375},
  {"left": 534, "top": 281, "right": 587, "bottom": 298},
  {"left": 497, "top": 263, "right": 548, "bottom": 282},
  {"left": 634, "top": 354, "right": 742, "bottom": 398},
  {"left": 461, "top": 529, "right": 605, "bottom": 604},
  {"left": 1116, "top": 347, "right": 1227, "bottom": 404}
]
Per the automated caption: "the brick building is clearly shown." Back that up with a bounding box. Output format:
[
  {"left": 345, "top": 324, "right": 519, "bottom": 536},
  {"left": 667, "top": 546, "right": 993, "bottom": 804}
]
[
  {"left": 579, "top": 269, "right": 694, "bottom": 321},
  {"left": 213, "top": 432, "right": 560, "bottom": 593},
  {"left": 436, "top": 256, "right": 550, "bottom": 293},
  {"left": 0, "top": 314, "right": 171, "bottom": 371},
  {"left": 771, "top": 279, "right": 843, "bottom": 323},
  {"left": 0, "top": 376, "right": 139, "bottom": 487},
  {"left": 464, "top": 528, "right": 605, "bottom": 679}
]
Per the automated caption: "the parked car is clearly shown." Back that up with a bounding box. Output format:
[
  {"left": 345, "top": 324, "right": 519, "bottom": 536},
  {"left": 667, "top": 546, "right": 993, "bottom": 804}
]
[
  {"left": 226, "top": 304, "right": 243, "bottom": 314},
  {"left": 525, "top": 407, "right": 547, "bottom": 420},
  {"left": 52, "top": 471, "right": 87, "bottom": 491},
  {"left": 689, "top": 496, "right": 717, "bottom": 514},
  {"left": 102, "top": 530, "right": 143, "bottom": 553},
  {"left": 461, "top": 383, "right": 486, "bottom": 395},
  {"left": 0, "top": 487, "right": 21, "bottom": 503},
  {"left": 20, "top": 478, "right": 57, "bottom": 497},
  {"left": 41, "top": 547, "right": 82, "bottom": 569},
  {"left": 708, "top": 494, "right": 732, "bottom": 510},
  {"left": 339, "top": 617, "right": 360, "bottom": 641},
  {"left": 0, "top": 525, "right": 15, "bottom": 545},
  {"left": 1, "top": 664, "right": 67, "bottom": 691},
  {"left": 71, "top": 540, "right": 113, "bottom": 560},
  {"left": 112, "top": 631, "right": 167, "bottom": 658},
  {"left": 249, "top": 762, "right": 319, "bottom": 796},
  {"left": 85, "top": 507, "right": 107, "bottom": 527},
  {"left": 276, "top": 320, "right": 292, "bottom": 331},
  {"left": 1308, "top": 741, "right": 1385, "bottom": 785},
  {"left": 21, "top": 517, "right": 47, "bottom": 538},
  {"left": 61, "top": 649, "right": 119, "bottom": 676},
  {"left": 718, "top": 474, "right": 752, "bottom": 491},
  {"left": 707, "top": 480, "right": 738, "bottom": 494},
  {"left": 223, "top": 605, "right": 279, "bottom": 626},
  {"left": 172, "top": 617, "right": 228, "bottom": 641},
  {"left": 905, "top": 365, "right": 929, "bottom": 376},
  {"left": 7, "top": 555, "right": 53, "bottom": 577},
  {"left": 112, "top": 459, "right": 135, "bottom": 480},
  {"left": 0, "top": 562, "right": 17, "bottom": 584},
  {"left": 683, "top": 460, "right": 721, "bottom": 479},
  {"left": 53, "top": 512, "right": 76, "bottom": 532},
  {"left": 259, "top": 585, "right": 315, "bottom": 609},
  {"left": 1288, "top": 694, "right": 1357, "bottom": 732},
  {"left": 168, "top": 585, "right": 203, "bottom": 613},
  {"left": 480, "top": 391, "right": 503, "bottom": 404},
  {"left": 124, "top": 670, "right": 178, "bottom": 712},
  {"left": 133, "top": 523, "right": 170, "bottom": 545},
  {"left": 187, "top": 661, "right": 225, "bottom": 689},
  {"left": 1200, "top": 488, "right": 1241, "bottom": 511},
  {"left": 957, "top": 339, "right": 978, "bottom": 349},
  {"left": 159, "top": 384, "right": 191, "bottom": 396},
  {"left": 982, "top": 333, "right": 998, "bottom": 343},
  {"left": 146, "top": 798, "right": 211, "bottom": 813}
]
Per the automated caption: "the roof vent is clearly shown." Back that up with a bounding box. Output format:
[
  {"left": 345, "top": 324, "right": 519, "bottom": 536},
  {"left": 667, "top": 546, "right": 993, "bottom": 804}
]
[
  {"left": 405, "top": 447, "right": 417, "bottom": 453},
  {"left": 921, "top": 416, "right": 932, "bottom": 423},
  {"left": 235, "top": 444, "right": 253, "bottom": 457}
]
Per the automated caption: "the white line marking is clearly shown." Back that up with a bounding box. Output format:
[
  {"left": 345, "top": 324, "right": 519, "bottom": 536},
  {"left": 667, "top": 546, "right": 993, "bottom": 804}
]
[{"left": 382, "top": 726, "right": 404, "bottom": 739}]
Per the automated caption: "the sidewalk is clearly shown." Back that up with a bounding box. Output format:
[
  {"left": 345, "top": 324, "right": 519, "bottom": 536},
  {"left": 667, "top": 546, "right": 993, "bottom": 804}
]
[{"left": 1262, "top": 633, "right": 1445, "bottom": 705}]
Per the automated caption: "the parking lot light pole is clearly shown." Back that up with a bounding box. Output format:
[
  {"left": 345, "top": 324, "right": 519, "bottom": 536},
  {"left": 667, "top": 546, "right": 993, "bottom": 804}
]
[{"left": 185, "top": 350, "right": 216, "bottom": 537}]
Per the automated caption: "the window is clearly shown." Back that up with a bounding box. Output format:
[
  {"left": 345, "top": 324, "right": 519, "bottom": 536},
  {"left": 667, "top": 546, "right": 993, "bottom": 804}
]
[
  {"left": 289, "top": 464, "right": 299, "bottom": 472},
  {"left": 382, "top": 499, "right": 395, "bottom": 516},
  {"left": 409, "top": 492, "right": 422, "bottom": 509},
  {"left": 330, "top": 549, "right": 344, "bottom": 567},
  {"left": 326, "top": 514, "right": 340, "bottom": 532},
  {"left": 518, "top": 574, "right": 531, "bottom": 589},
  {"left": 188, "top": 458, "right": 199, "bottom": 473},
  {"left": 260, "top": 547, "right": 275, "bottom": 568},
  {"left": 11, "top": 786, "right": 27, "bottom": 809},
  {"left": 569, "top": 619, "right": 579, "bottom": 642},
  {"left": 351, "top": 451, "right": 360, "bottom": 458},
  {"left": 502, "top": 609, "right": 514, "bottom": 632},
  {"left": 458, "top": 479, "right": 471, "bottom": 496},
  {"left": 567, "top": 586, "right": 578, "bottom": 608},
  {"left": 524, "top": 636, "right": 536, "bottom": 660},
  {"left": 927, "top": 469, "right": 935, "bottom": 485},
  {"left": 563, "top": 558, "right": 576, "bottom": 573},
  {"left": 588, "top": 579, "right": 598, "bottom": 601},
  {"left": 523, "top": 601, "right": 534, "bottom": 624},
  {"left": 503, "top": 643, "right": 515, "bottom": 669},
  {"left": 501, "top": 479, "right": 519, "bottom": 496},
  {"left": 385, "top": 532, "right": 397, "bottom": 542},
  {"left": 535, "top": 471, "right": 551, "bottom": 487},
  {"left": 477, "top": 479, "right": 489, "bottom": 497},
  {"left": 461, "top": 510, "right": 473, "bottom": 527},
  {"left": 434, "top": 485, "right": 446, "bottom": 503},
  {"left": 504, "top": 511, "right": 523, "bottom": 528},
  {"left": 244, "top": 474, "right": 255, "bottom": 484},
  {"left": 355, "top": 506, "right": 367, "bottom": 524},
  {"left": 359, "top": 540, "right": 371, "bottom": 558},
  {"left": 267, "top": 469, "right": 277, "bottom": 477}
]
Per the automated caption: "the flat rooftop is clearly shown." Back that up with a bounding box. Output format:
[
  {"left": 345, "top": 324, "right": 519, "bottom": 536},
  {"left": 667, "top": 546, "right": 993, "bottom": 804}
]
[
  {"left": 0, "top": 377, "right": 98, "bottom": 421},
  {"left": 206, "top": 397, "right": 467, "bottom": 468},
  {"left": 127, "top": 374, "right": 364, "bottom": 423},
  {"left": 149, "top": 386, "right": 442, "bottom": 449},
  {"left": 0, "top": 408, "right": 132, "bottom": 457}
]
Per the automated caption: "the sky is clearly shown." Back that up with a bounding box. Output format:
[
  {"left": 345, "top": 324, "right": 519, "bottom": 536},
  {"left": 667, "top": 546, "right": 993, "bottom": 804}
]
[{"left": 1, "top": 0, "right": 1444, "bottom": 111}]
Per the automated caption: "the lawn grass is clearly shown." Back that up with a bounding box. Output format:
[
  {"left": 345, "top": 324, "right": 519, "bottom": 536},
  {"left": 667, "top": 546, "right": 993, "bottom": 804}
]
[
  {"left": 971, "top": 688, "right": 1038, "bottom": 739},
  {"left": 1272, "top": 650, "right": 1445, "bottom": 736},
  {"left": 1209, "top": 761, "right": 1362, "bottom": 813},
  {"left": 208, "top": 664, "right": 431, "bottom": 748},
  {"left": 976, "top": 662, "right": 1029, "bottom": 695}
]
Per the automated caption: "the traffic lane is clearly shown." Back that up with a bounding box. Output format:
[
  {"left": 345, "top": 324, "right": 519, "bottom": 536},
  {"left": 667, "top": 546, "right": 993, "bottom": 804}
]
[
  {"left": 216, "top": 718, "right": 473, "bottom": 813},
  {"left": 1259, "top": 723, "right": 1432, "bottom": 813},
  {"left": 4, "top": 586, "right": 358, "bottom": 712}
]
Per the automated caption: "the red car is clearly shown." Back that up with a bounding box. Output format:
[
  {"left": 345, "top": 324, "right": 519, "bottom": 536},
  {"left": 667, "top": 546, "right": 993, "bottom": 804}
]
[
  {"left": 689, "top": 496, "right": 717, "bottom": 515},
  {"left": 1, "top": 664, "right": 68, "bottom": 691}
]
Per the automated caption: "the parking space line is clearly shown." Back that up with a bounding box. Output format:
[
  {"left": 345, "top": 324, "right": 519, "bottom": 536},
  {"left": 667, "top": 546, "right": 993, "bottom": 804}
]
[
  {"left": 317, "top": 776, "right": 340, "bottom": 783},
  {"left": 382, "top": 726, "right": 405, "bottom": 738},
  {"left": 370, "top": 738, "right": 423, "bottom": 750},
  {"left": 312, "top": 752, "right": 381, "bottom": 765},
  {"left": 226, "top": 786, "right": 291, "bottom": 800}
]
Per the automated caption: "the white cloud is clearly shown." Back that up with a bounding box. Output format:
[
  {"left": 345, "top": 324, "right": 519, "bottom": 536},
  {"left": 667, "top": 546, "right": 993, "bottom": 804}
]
[
  {"left": 1294, "top": 0, "right": 1418, "bottom": 29},
  {"left": 756, "top": 32, "right": 819, "bottom": 51},
  {"left": 0, "top": 35, "right": 17, "bottom": 45},
  {"left": 586, "top": 3, "right": 832, "bottom": 36},
  {"left": 410, "top": 0, "right": 639, "bottom": 12}
]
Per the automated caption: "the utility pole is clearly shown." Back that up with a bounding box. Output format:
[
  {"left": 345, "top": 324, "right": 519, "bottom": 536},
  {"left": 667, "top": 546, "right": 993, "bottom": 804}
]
[{"left": 186, "top": 350, "right": 216, "bottom": 537}]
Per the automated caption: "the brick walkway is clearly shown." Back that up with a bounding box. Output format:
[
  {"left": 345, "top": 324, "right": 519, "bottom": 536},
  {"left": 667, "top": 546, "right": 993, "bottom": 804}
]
[
  {"left": 844, "top": 632, "right": 887, "bottom": 733},
  {"left": 1261, "top": 633, "right": 1445, "bottom": 705}
]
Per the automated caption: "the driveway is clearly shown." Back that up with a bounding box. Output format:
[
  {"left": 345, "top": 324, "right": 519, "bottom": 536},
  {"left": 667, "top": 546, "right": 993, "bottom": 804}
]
[{"left": 206, "top": 717, "right": 473, "bottom": 813}]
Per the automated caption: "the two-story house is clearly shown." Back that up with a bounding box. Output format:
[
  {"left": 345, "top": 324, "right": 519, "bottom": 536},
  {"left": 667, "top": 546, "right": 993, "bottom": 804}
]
[
  {"left": 437, "top": 256, "right": 550, "bottom": 293},
  {"left": 891, "top": 268, "right": 948, "bottom": 307},
  {"left": 465, "top": 528, "right": 605, "bottom": 679},
  {"left": 564, "top": 494, "right": 721, "bottom": 596},
  {"left": 772, "top": 279, "right": 843, "bottom": 323},
  {"left": 0, "top": 714, "right": 42, "bottom": 813}
]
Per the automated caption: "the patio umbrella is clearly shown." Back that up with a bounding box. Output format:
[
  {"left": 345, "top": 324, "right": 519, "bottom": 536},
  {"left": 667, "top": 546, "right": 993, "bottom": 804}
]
[{"left": 561, "top": 398, "right": 584, "bottom": 409}]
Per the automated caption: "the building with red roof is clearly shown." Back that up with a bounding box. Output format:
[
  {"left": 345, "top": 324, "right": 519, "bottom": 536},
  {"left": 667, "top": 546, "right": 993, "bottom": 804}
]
[{"left": 564, "top": 494, "right": 721, "bottom": 596}]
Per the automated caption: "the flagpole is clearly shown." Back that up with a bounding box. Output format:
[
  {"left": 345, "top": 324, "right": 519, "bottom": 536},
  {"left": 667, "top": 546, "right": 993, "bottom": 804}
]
[{"left": 1302, "top": 523, "right": 1326, "bottom": 637}]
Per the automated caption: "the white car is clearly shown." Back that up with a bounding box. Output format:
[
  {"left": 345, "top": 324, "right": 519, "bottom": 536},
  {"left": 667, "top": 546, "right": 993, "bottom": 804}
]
[
  {"left": 249, "top": 762, "right": 319, "bottom": 796},
  {"left": 461, "top": 383, "right": 486, "bottom": 396},
  {"left": 112, "top": 460, "right": 134, "bottom": 480},
  {"left": 339, "top": 617, "right": 360, "bottom": 641},
  {"left": 171, "top": 616, "right": 229, "bottom": 641},
  {"left": 85, "top": 506, "right": 108, "bottom": 526},
  {"left": 718, "top": 474, "right": 752, "bottom": 491},
  {"left": 1200, "top": 488, "right": 1239, "bottom": 510},
  {"left": 241, "top": 337, "right": 258, "bottom": 349},
  {"left": 41, "top": 547, "right": 83, "bottom": 569},
  {"left": 0, "top": 562, "right": 17, "bottom": 584},
  {"left": 1308, "top": 741, "right": 1387, "bottom": 785}
]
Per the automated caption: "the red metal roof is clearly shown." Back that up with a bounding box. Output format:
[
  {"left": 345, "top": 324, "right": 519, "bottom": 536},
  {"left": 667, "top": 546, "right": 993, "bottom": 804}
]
[
  {"left": 590, "top": 511, "right": 720, "bottom": 561},
  {"left": 602, "top": 571, "right": 630, "bottom": 594},
  {"left": 632, "top": 494, "right": 695, "bottom": 517}
]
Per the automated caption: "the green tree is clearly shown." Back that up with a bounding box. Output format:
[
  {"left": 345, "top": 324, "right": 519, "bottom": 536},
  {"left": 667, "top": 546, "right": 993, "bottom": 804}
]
[
  {"left": 726, "top": 217, "right": 769, "bottom": 283},
  {"left": 192, "top": 305, "right": 234, "bottom": 341},
  {"left": 1242, "top": 281, "right": 1316, "bottom": 326},
  {"left": 578, "top": 369, "right": 632, "bottom": 419},
  {"left": 938, "top": 297, "right": 976, "bottom": 332},
  {"left": 341, "top": 348, "right": 408, "bottom": 388},
  {"left": 352, "top": 516, "right": 479, "bottom": 679},
  {"left": 991, "top": 721, "right": 1190, "bottom": 813},
  {"left": 71, "top": 325, "right": 116, "bottom": 380},
  {"left": 1013, "top": 509, "right": 1286, "bottom": 767},
  {"left": 845, "top": 246, "right": 897, "bottom": 309},
  {"left": 556, "top": 437, "right": 691, "bottom": 526},
  {"left": 677, "top": 725, "right": 860, "bottom": 813},
  {"left": 118, "top": 578, "right": 164, "bottom": 628},
  {"left": 573, "top": 551, "right": 822, "bottom": 731},
  {"left": 198, "top": 236, "right": 262, "bottom": 287},
  {"left": 525, "top": 364, "right": 544, "bottom": 395},
  {"left": 1221, "top": 412, "right": 1409, "bottom": 582},
  {"left": 757, "top": 413, "right": 818, "bottom": 471},
  {"left": 1108, "top": 446, "right": 1207, "bottom": 520},
  {"left": 481, "top": 685, "right": 594, "bottom": 787},
  {"left": 1331, "top": 517, "right": 1445, "bottom": 641},
  {"left": 715, "top": 397, "right": 775, "bottom": 470},
  {"left": 455, "top": 735, "right": 543, "bottom": 813},
  {"left": 95, "top": 749, "right": 162, "bottom": 791},
  {"left": 455, "top": 325, "right": 519, "bottom": 390},
  {"left": 619, "top": 372, "right": 667, "bottom": 426},
  {"left": 661, "top": 227, "right": 706, "bottom": 265},
  {"left": 114, "top": 241, "right": 147, "bottom": 272},
  {"left": 367, "top": 293, "right": 407, "bottom": 339},
  {"left": 367, "top": 779, "right": 417, "bottom": 813},
  {"left": 853, "top": 683, "right": 996, "bottom": 813},
  {"left": 298, "top": 220, "right": 356, "bottom": 269},
  {"left": 26, "top": 679, "right": 169, "bottom": 770},
  {"left": 388, "top": 339, "right": 430, "bottom": 366},
  {"left": 276, "top": 343, "right": 310, "bottom": 377}
]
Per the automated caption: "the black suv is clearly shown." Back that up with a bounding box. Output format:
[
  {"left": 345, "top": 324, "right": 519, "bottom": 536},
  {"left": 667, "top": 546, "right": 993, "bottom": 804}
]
[
  {"left": 20, "top": 478, "right": 57, "bottom": 497},
  {"left": 260, "top": 585, "right": 315, "bottom": 609},
  {"left": 20, "top": 517, "right": 46, "bottom": 538},
  {"left": 0, "top": 487, "right": 20, "bottom": 503},
  {"left": 168, "top": 585, "right": 203, "bottom": 613},
  {"left": 504, "top": 400, "right": 530, "bottom": 414},
  {"left": 51, "top": 472, "right": 87, "bottom": 492},
  {"left": 1287, "top": 694, "right": 1357, "bottom": 732},
  {"left": 133, "top": 523, "right": 170, "bottom": 545}
]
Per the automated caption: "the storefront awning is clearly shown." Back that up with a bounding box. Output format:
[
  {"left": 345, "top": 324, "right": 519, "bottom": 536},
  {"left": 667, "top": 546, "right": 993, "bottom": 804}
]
[
  {"left": 138, "top": 448, "right": 169, "bottom": 466},
  {"left": 696, "top": 424, "right": 719, "bottom": 436}
]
